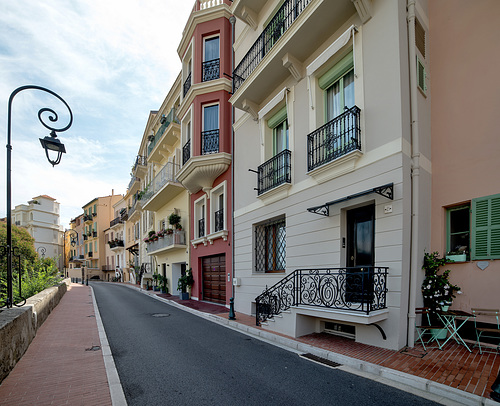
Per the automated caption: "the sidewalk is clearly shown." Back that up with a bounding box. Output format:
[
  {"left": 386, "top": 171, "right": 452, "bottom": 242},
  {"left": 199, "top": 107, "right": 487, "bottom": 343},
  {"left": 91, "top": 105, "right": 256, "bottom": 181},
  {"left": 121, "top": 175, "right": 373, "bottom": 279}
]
[
  {"left": 0, "top": 282, "right": 498, "bottom": 405},
  {"left": 0, "top": 283, "right": 112, "bottom": 406}
]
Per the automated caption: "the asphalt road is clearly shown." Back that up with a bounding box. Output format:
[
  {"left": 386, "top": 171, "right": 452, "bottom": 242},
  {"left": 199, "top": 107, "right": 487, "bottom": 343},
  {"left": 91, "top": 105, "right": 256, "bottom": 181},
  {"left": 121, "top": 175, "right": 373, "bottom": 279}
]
[{"left": 92, "top": 282, "right": 441, "bottom": 406}]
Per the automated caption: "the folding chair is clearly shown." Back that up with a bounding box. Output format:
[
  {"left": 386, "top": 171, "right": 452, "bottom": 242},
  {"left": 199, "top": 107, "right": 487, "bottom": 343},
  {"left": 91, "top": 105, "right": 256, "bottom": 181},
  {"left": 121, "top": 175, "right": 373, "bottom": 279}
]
[
  {"left": 471, "top": 308, "right": 500, "bottom": 354},
  {"left": 415, "top": 307, "right": 444, "bottom": 350}
]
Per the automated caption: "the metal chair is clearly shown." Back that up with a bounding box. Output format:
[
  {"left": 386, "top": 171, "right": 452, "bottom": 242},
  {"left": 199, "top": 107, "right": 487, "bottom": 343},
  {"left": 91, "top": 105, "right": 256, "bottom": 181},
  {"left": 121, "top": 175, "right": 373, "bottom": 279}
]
[
  {"left": 471, "top": 308, "right": 500, "bottom": 354},
  {"left": 415, "top": 307, "right": 445, "bottom": 350}
]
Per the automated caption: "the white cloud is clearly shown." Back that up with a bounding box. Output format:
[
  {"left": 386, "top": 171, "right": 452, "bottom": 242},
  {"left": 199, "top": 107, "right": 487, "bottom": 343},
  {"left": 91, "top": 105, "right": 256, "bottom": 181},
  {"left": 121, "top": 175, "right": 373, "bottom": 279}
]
[{"left": 0, "top": 0, "right": 194, "bottom": 227}]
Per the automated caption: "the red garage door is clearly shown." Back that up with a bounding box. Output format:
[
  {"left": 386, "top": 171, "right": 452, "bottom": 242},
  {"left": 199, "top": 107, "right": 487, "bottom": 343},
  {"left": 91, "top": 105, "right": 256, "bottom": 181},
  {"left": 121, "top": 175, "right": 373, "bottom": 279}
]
[{"left": 202, "top": 254, "right": 226, "bottom": 304}]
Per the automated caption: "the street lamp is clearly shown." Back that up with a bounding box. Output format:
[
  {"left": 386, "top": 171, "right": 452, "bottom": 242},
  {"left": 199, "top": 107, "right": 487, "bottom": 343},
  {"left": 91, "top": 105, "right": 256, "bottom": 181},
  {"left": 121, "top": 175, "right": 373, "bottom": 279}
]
[
  {"left": 3, "top": 85, "right": 73, "bottom": 308},
  {"left": 63, "top": 229, "right": 78, "bottom": 277}
]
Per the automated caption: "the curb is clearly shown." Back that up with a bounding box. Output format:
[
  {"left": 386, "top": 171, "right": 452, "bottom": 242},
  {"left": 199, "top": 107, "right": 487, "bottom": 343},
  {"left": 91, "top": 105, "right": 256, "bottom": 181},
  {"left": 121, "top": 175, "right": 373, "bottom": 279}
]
[{"left": 119, "top": 283, "right": 497, "bottom": 406}]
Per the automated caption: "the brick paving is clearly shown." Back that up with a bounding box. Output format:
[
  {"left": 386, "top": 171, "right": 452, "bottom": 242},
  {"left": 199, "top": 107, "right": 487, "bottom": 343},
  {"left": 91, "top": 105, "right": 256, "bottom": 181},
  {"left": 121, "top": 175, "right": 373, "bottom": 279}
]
[{"left": 0, "top": 283, "right": 112, "bottom": 406}]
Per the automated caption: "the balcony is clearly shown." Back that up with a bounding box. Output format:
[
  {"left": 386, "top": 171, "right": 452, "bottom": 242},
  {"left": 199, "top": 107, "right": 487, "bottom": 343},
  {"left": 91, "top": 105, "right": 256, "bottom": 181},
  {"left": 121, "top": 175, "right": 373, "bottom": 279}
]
[
  {"left": 128, "top": 176, "right": 141, "bottom": 193},
  {"left": 87, "top": 252, "right": 93, "bottom": 258},
  {"left": 147, "top": 107, "right": 181, "bottom": 163},
  {"left": 132, "top": 155, "right": 147, "bottom": 178},
  {"left": 108, "top": 239, "right": 125, "bottom": 250},
  {"left": 92, "top": 231, "right": 97, "bottom": 238},
  {"left": 127, "top": 193, "right": 142, "bottom": 222},
  {"left": 146, "top": 230, "right": 186, "bottom": 255},
  {"left": 202, "top": 129, "right": 219, "bottom": 155},
  {"left": 83, "top": 214, "right": 93, "bottom": 223},
  {"left": 214, "top": 208, "right": 224, "bottom": 232},
  {"left": 231, "top": 0, "right": 358, "bottom": 110},
  {"left": 183, "top": 72, "right": 192, "bottom": 97},
  {"left": 307, "top": 106, "right": 361, "bottom": 173},
  {"left": 256, "top": 267, "right": 389, "bottom": 326},
  {"left": 110, "top": 217, "right": 123, "bottom": 228},
  {"left": 141, "top": 162, "right": 184, "bottom": 212},
  {"left": 258, "top": 149, "right": 291, "bottom": 195},
  {"left": 83, "top": 235, "right": 88, "bottom": 241},
  {"left": 202, "top": 59, "right": 220, "bottom": 82}
]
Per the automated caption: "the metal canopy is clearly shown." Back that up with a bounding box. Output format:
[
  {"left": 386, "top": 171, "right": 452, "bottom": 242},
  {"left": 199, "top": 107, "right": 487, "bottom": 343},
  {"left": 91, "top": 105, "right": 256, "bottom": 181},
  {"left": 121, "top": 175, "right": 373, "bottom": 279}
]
[{"left": 307, "top": 183, "right": 394, "bottom": 216}]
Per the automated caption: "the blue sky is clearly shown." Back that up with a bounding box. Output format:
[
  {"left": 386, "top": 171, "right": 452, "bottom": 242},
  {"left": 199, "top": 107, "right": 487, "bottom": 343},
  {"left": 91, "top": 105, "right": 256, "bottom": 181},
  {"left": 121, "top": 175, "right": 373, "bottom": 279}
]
[{"left": 0, "top": 0, "right": 193, "bottom": 227}]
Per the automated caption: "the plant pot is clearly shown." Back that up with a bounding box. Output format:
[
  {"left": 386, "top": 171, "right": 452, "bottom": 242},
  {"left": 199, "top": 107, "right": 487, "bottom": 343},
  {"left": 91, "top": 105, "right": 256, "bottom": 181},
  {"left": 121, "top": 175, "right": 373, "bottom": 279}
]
[
  {"left": 179, "top": 292, "right": 190, "bottom": 300},
  {"left": 432, "top": 328, "right": 448, "bottom": 340},
  {"left": 446, "top": 254, "right": 467, "bottom": 262}
]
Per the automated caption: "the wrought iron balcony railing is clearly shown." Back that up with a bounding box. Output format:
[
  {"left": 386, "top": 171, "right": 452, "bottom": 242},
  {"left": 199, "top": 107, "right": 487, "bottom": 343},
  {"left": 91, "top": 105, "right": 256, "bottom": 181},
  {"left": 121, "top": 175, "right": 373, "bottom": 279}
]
[
  {"left": 183, "top": 72, "right": 192, "bottom": 97},
  {"left": 202, "top": 58, "right": 220, "bottom": 82},
  {"left": 108, "top": 239, "right": 124, "bottom": 249},
  {"left": 83, "top": 235, "right": 88, "bottom": 241},
  {"left": 133, "top": 155, "right": 147, "bottom": 171},
  {"left": 141, "top": 161, "right": 180, "bottom": 204},
  {"left": 307, "top": 106, "right": 361, "bottom": 171},
  {"left": 198, "top": 218, "right": 205, "bottom": 238},
  {"left": 83, "top": 214, "right": 93, "bottom": 223},
  {"left": 214, "top": 208, "right": 224, "bottom": 232},
  {"left": 202, "top": 129, "right": 219, "bottom": 155},
  {"left": 183, "top": 139, "right": 191, "bottom": 165},
  {"left": 146, "top": 230, "right": 186, "bottom": 253},
  {"left": 255, "top": 267, "right": 389, "bottom": 326},
  {"left": 87, "top": 252, "right": 93, "bottom": 258},
  {"left": 128, "top": 176, "right": 140, "bottom": 190},
  {"left": 233, "top": 0, "right": 311, "bottom": 91},
  {"left": 257, "top": 149, "right": 291, "bottom": 195},
  {"left": 110, "top": 217, "right": 122, "bottom": 228},
  {"left": 148, "top": 107, "right": 180, "bottom": 156}
]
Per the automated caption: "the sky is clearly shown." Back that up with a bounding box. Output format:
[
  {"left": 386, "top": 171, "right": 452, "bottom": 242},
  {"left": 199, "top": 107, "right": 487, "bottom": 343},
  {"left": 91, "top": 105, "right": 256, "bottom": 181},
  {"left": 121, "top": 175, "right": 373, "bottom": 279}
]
[{"left": 0, "top": 0, "right": 194, "bottom": 228}]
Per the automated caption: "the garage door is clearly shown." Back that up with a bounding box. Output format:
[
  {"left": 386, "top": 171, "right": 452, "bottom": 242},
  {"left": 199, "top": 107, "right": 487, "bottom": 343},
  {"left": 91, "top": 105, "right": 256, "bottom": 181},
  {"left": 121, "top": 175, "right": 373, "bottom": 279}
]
[{"left": 202, "top": 254, "right": 226, "bottom": 304}]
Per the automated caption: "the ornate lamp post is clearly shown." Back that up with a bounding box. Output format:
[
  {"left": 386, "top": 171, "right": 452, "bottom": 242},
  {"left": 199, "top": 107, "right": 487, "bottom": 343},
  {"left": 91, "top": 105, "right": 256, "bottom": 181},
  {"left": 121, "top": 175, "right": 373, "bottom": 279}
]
[
  {"left": 63, "top": 229, "right": 78, "bottom": 277},
  {"left": 3, "top": 85, "right": 73, "bottom": 308}
]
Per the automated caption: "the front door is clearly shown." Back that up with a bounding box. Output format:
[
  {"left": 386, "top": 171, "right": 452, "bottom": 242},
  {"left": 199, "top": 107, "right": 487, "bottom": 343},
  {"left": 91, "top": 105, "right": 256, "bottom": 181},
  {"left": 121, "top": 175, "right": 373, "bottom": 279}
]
[
  {"left": 202, "top": 254, "right": 226, "bottom": 304},
  {"left": 346, "top": 205, "right": 375, "bottom": 303}
]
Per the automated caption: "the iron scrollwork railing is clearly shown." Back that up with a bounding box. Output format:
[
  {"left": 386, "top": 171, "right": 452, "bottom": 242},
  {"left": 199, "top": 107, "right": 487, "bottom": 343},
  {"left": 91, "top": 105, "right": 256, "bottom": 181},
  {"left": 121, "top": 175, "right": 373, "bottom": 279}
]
[
  {"left": 257, "top": 149, "right": 291, "bottom": 195},
  {"left": 202, "top": 129, "right": 220, "bottom": 155},
  {"left": 255, "top": 267, "right": 388, "bottom": 326},
  {"left": 233, "top": 0, "right": 311, "bottom": 91},
  {"left": 0, "top": 246, "right": 26, "bottom": 307},
  {"left": 198, "top": 218, "right": 205, "bottom": 238},
  {"left": 202, "top": 58, "right": 220, "bottom": 82},
  {"left": 215, "top": 208, "right": 224, "bottom": 232},
  {"left": 183, "top": 139, "right": 191, "bottom": 165},
  {"left": 307, "top": 106, "right": 361, "bottom": 172},
  {"left": 183, "top": 72, "right": 192, "bottom": 97}
]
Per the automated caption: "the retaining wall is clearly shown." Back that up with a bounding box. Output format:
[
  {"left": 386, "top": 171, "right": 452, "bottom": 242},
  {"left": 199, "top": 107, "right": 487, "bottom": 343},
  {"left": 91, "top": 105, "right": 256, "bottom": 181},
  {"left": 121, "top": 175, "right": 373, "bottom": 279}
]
[{"left": 0, "top": 278, "right": 70, "bottom": 383}]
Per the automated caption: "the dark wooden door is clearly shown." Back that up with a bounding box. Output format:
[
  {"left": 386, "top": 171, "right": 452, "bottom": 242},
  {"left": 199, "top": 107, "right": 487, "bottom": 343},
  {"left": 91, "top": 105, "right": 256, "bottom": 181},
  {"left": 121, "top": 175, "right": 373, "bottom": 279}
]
[{"left": 202, "top": 254, "right": 226, "bottom": 304}]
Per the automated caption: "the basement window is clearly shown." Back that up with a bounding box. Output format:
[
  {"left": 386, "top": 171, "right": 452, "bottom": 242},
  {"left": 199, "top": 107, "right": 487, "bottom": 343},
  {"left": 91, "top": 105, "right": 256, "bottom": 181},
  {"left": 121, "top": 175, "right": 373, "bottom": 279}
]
[{"left": 323, "top": 322, "right": 355, "bottom": 339}]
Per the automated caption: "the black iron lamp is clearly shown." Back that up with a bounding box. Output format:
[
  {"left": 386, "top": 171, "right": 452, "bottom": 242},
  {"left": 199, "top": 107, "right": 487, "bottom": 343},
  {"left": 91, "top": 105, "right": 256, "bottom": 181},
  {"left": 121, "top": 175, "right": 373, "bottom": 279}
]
[{"left": 2, "top": 85, "right": 73, "bottom": 309}]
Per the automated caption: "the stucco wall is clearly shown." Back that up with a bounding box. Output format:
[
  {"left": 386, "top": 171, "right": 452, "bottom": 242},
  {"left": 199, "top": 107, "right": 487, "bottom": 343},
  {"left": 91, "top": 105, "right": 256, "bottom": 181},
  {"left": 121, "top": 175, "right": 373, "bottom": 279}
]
[{"left": 0, "top": 279, "right": 70, "bottom": 383}]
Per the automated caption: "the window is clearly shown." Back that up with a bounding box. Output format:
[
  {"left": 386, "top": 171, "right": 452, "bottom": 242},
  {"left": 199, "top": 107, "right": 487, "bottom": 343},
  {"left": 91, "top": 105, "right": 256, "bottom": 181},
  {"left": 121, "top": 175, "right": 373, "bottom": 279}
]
[
  {"left": 417, "top": 56, "right": 426, "bottom": 94},
  {"left": 472, "top": 193, "right": 500, "bottom": 260},
  {"left": 194, "top": 196, "right": 207, "bottom": 239},
  {"left": 447, "top": 205, "right": 470, "bottom": 256},
  {"left": 210, "top": 182, "right": 226, "bottom": 234},
  {"left": 269, "top": 107, "right": 289, "bottom": 155},
  {"left": 202, "top": 104, "right": 219, "bottom": 155},
  {"left": 203, "top": 36, "right": 220, "bottom": 82},
  {"left": 255, "top": 217, "right": 286, "bottom": 273}
]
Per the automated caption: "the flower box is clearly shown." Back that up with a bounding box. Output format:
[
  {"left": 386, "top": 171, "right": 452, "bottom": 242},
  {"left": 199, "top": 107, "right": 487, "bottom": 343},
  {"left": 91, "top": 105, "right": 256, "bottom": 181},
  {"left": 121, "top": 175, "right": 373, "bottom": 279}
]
[{"left": 446, "top": 254, "right": 467, "bottom": 262}]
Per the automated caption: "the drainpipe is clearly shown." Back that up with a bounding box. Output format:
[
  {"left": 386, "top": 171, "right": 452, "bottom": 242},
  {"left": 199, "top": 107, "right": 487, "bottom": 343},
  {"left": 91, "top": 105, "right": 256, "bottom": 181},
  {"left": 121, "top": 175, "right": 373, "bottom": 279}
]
[
  {"left": 230, "top": 14, "right": 236, "bottom": 305},
  {"left": 407, "top": 0, "right": 419, "bottom": 347}
]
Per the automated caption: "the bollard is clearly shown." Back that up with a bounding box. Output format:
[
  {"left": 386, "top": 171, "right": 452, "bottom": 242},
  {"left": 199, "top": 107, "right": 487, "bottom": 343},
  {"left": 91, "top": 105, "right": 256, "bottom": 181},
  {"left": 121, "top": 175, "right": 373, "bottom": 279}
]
[
  {"left": 492, "top": 367, "right": 500, "bottom": 402},
  {"left": 228, "top": 297, "right": 236, "bottom": 320}
]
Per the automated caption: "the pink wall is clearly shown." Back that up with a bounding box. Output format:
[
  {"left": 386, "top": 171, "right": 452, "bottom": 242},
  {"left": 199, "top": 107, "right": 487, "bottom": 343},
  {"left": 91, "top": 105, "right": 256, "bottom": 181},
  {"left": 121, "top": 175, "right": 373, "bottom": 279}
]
[{"left": 429, "top": 0, "right": 500, "bottom": 310}]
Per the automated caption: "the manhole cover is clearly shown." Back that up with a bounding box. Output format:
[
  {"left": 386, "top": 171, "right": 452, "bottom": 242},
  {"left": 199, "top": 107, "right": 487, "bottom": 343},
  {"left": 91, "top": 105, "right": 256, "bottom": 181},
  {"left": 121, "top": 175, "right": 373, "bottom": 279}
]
[
  {"left": 152, "top": 313, "right": 170, "bottom": 318},
  {"left": 85, "top": 346, "right": 101, "bottom": 351}
]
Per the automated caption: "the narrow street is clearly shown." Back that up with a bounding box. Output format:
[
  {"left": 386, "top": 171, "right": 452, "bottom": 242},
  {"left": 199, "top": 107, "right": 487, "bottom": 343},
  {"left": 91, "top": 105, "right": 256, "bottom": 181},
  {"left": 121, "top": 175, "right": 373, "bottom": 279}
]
[{"left": 91, "top": 282, "right": 441, "bottom": 406}]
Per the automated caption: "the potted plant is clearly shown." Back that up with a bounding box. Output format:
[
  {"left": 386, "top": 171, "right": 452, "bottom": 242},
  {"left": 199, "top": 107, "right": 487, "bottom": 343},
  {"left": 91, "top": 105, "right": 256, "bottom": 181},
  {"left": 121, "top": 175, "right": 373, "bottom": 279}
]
[
  {"left": 168, "top": 212, "right": 181, "bottom": 227},
  {"left": 152, "top": 274, "right": 160, "bottom": 291},
  {"left": 158, "top": 275, "right": 168, "bottom": 294},
  {"left": 421, "top": 252, "right": 462, "bottom": 312},
  {"left": 177, "top": 268, "right": 194, "bottom": 300},
  {"left": 445, "top": 248, "right": 467, "bottom": 263}
]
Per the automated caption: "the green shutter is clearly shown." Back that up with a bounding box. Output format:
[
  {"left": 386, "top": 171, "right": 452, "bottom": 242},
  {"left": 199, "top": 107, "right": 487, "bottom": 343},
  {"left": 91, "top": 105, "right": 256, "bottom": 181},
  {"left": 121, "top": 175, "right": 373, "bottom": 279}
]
[
  {"left": 471, "top": 193, "right": 500, "bottom": 259},
  {"left": 267, "top": 106, "right": 287, "bottom": 129},
  {"left": 318, "top": 52, "right": 354, "bottom": 90}
]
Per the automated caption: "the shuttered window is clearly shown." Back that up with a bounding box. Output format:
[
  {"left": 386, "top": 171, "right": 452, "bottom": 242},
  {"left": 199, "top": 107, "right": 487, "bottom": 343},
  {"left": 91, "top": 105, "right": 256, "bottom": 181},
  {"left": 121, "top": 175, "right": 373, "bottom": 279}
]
[
  {"left": 471, "top": 193, "right": 500, "bottom": 260},
  {"left": 415, "top": 18, "right": 425, "bottom": 58}
]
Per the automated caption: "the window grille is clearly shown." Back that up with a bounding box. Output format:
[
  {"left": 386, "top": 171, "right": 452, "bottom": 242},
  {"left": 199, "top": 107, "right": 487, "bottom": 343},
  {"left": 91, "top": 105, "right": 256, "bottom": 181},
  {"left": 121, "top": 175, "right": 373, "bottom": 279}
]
[{"left": 255, "top": 218, "right": 286, "bottom": 273}]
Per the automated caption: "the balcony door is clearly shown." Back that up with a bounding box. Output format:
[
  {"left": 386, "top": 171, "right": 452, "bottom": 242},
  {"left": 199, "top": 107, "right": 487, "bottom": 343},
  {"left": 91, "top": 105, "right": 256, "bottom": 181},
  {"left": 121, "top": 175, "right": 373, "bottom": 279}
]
[
  {"left": 202, "top": 105, "right": 219, "bottom": 154},
  {"left": 346, "top": 205, "right": 374, "bottom": 303}
]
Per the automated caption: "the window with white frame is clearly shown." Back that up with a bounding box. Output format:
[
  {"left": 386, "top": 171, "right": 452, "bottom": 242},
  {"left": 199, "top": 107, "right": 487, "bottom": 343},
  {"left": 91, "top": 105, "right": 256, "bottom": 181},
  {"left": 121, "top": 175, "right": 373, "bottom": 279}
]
[
  {"left": 210, "top": 182, "right": 226, "bottom": 233},
  {"left": 194, "top": 196, "right": 207, "bottom": 239},
  {"left": 255, "top": 217, "right": 286, "bottom": 273},
  {"left": 203, "top": 36, "right": 220, "bottom": 82},
  {"left": 202, "top": 104, "right": 219, "bottom": 155}
]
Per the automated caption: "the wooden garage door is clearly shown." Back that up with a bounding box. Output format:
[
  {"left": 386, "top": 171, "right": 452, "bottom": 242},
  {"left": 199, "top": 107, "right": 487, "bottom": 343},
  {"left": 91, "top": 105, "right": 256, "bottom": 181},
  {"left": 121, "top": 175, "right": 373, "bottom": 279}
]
[{"left": 202, "top": 254, "right": 226, "bottom": 304}]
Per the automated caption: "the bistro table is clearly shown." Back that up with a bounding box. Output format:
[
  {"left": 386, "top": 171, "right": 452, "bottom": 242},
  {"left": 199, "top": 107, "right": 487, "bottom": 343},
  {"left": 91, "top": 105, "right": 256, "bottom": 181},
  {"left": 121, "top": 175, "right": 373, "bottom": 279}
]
[{"left": 437, "top": 309, "right": 474, "bottom": 352}]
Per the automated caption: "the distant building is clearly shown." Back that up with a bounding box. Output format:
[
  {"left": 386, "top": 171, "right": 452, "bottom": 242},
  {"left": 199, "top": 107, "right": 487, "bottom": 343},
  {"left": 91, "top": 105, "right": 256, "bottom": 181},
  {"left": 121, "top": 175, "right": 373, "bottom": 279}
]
[{"left": 11, "top": 195, "right": 63, "bottom": 269}]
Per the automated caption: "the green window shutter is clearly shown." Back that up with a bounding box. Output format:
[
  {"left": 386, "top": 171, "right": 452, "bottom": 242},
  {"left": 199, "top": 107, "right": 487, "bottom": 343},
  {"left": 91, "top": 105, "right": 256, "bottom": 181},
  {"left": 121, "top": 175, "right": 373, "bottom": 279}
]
[
  {"left": 267, "top": 106, "right": 287, "bottom": 129},
  {"left": 93, "top": 204, "right": 97, "bottom": 213},
  {"left": 318, "top": 52, "right": 354, "bottom": 90},
  {"left": 95, "top": 241, "right": 97, "bottom": 252},
  {"left": 471, "top": 193, "right": 500, "bottom": 260}
]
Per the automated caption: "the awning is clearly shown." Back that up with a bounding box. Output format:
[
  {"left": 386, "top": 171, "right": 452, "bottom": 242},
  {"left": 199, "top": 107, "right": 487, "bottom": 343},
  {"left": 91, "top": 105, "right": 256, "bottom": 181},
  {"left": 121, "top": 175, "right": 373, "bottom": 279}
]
[{"left": 307, "top": 183, "right": 394, "bottom": 216}]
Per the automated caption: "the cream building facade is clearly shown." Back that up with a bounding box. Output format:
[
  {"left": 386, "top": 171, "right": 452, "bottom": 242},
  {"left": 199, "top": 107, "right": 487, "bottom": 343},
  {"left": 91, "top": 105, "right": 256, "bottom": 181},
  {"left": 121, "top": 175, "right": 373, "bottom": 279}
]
[{"left": 230, "top": 0, "right": 431, "bottom": 350}]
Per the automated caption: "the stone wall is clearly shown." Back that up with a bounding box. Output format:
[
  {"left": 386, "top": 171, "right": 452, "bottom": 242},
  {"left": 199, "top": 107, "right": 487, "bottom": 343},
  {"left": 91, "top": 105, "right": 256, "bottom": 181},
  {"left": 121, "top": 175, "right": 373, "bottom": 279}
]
[{"left": 0, "top": 278, "right": 70, "bottom": 383}]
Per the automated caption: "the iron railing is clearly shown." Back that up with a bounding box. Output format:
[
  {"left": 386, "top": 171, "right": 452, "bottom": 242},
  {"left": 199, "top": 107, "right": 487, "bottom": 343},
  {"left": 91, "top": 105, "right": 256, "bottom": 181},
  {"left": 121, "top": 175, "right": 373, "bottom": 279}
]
[
  {"left": 183, "top": 139, "right": 191, "bottom": 165},
  {"left": 233, "top": 0, "right": 311, "bottom": 91},
  {"left": 142, "top": 161, "right": 180, "bottom": 204},
  {"left": 198, "top": 218, "right": 205, "bottom": 238},
  {"left": 148, "top": 107, "right": 180, "bottom": 156},
  {"left": 202, "top": 58, "right": 220, "bottom": 82},
  {"left": 109, "top": 239, "right": 124, "bottom": 249},
  {"left": 257, "top": 149, "right": 291, "bottom": 195},
  {"left": 133, "top": 155, "right": 147, "bottom": 172},
  {"left": 215, "top": 208, "right": 224, "bottom": 232},
  {"left": 202, "top": 129, "right": 219, "bottom": 155},
  {"left": 183, "top": 72, "right": 192, "bottom": 97},
  {"left": 255, "top": 267, "right": 389, "bottom": 325},
  {"left": 307, "top": 106, "right": 361, "bottom": 171},
  {"left": 128, "top": 176, "right": 140, "bottom": 190},
  {"left": 146, "top": 230, "right": 186, "bottom": 253},
  {"left": 110, "top": 217, "right": 122, "bottom": 228}
]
